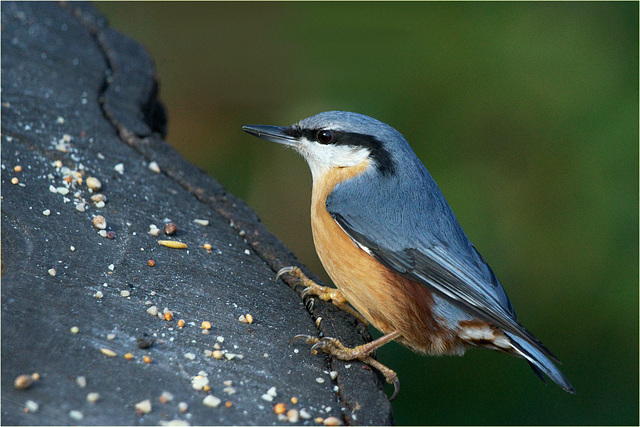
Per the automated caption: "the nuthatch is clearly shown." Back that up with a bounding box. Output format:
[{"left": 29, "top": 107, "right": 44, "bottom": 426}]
[{"left": 243, "top": 111, "right": 574, "bottom": 400}]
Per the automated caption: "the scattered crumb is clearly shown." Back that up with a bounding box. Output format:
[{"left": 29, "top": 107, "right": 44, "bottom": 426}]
[
  {"left": 43, "top": 209, "right": 51, "bottom": 216},
  {"left": 14, "top": 375, "right": 33, "bottom": 390},
  {"left": 324, "top": 416, "right": 341, "bottom": 426},
  {"left": 25, "top": 400, "right": 39, "bottom": 412},
  {"left": 69, "top": 410, "right": 83, "bottom": 421},
  {"left": 291, "top": 397, "right": 298, "bottom": 404},
  {"left": 191, "top": 375, "right": 209, "bottom": 391},
  {"left": 148, "top": 161, "right": 160, "bottom": 173},
  {"left": 93, "top": 291, "right": 103, "bottom": 299},
  {"left": 261, "top": 394, "right": 273, "bottom": 402},
  {"left": 135, "top": 399, "right": 152, "bottom": 414},
  {"left": 163, "top": 223, "right": 178, "bottom": 235},
  {"left": 76, "top": 376, "right": 87, "bottom": 388},
  {"left": 203, "top": 395, "right": 221, "bottom": 408},
  {"left": 87, "top": 392, "right": 100, "bottom": 403},
  {"left": 124, "top": 353, "right": 134, "bottom": 360},
  {"left": 143, "top": 356, "right": 151, "bottom": 363},
  {"left": 287, "top": 409, "right": 299, "bottom": 423},
  {"left": 184, "top": 353, "right": 195, "bottom": 360},
  {"left": 147, "top": 306, "right": 159, "bottom": 316},
  {"left": 100, "top": 348, "right": 117, "bottom": 357},
  {"left": 178, "top": 402, "right": 188, "bottom": 413},
  {"left": 158, "top": 240, "right": 187, "bottom": 249},
  {"left": 299, "top": 409, "right": 311, "bottom": 419},
  {"left": 86, "top": 176, "right": 101, "bottom": 191},
  {"left": 330, "top": 371, "right": 338, "bottom": 380},
  {"left": 48, "top": 268, "right": 56, "bottom": 276},
  {"left": 121, "top": 290, "right": 130, "bottom": 297},
  {"left": 114, "top": 163, "right": 124, "bottom": 174},
  {"left": 93, "top": 215, "right": 106, "bottom": 230},
  {"left": 274, "top": 403, "right": 286, "bottom": 415},
  {"left": 70, "top": 326, "right": 79, "bottom": 334},
  {"left": 159, "top": 391, "right": 174, "bottom": 403},
  {"left": 315, "top": 377, "right": 325, "bottom": 384},
  {"left": 193, "top": 219, "right": 209, "bottom": 226},
  {"left": 201, "top": 321, "right": 212, "bottom": 330}
]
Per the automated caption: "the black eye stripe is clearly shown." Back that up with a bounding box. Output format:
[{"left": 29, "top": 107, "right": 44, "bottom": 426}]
[{"left": 294, "top": 127, "right": 395, "bottom": 176}]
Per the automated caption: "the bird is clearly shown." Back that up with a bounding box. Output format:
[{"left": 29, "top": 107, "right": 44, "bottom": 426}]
[{"left": 242, "top": 111, "right": 574, "bottom": 400}]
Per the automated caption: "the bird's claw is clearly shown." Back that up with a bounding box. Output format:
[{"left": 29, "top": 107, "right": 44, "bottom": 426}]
[
  {"left": 275, "top": 266, "right": 297, "bottom": 282},
  {"left": 310, "top": 337, "right": 336, "bottom": 355},
  {"left": 389, "top": 379, "right": 400, "bottom": 401},
  {"left": 289, "top": 333, "right": 317, "bottom": 346}
]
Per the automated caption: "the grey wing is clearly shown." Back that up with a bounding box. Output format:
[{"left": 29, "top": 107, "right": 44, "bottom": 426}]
[{"left": 330, "top": 210, "right": 559, "bottom": 363}]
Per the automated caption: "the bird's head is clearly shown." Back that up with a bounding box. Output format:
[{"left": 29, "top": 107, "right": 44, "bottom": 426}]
[{"left": 243, "top": 111, "right": 408, "bottom": 181}]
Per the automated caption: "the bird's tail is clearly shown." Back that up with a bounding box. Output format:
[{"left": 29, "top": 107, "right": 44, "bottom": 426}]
[{"left": 506, "top": 333, "right": 575, "bottom": 394}]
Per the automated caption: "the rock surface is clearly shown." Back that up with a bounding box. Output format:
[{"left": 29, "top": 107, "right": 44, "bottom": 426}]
[{"left": 0, "top": 2, "right": 394, "bottom": 425}]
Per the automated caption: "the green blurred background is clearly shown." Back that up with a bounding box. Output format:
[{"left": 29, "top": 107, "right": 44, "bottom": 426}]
[{"left": 96, "top": 2, "right": 638, "bottom": 425}]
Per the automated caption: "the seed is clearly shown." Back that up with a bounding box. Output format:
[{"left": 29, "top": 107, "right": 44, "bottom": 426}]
[
  {"left": 299, "top": 409, "right": 312, "bottom": 419},
  {"left": 163, "top": 223, "right": 178, "bottom": 235},
  {"left": 48, "top": 268, "right": 56, "bottom": 276},
  {"left": 43, "top": 209, "right": 51, "bottom": 216},
  {"left": 124, "top": 353, "right": 134, "bottom": 360},
  {"left": 148, "top": 161, "right": 160, "bottom": 173},
  {"left": 315, "top": 417, "right": 325, "bottom": 424},
  {"left": 177, "top": 319, "right": 185, "bottom": 328},
  {"left": 93, "top": 215, "right": 107, "bottom": 230},
  {"left": 287, "top": 409, "right": 300, "bottom": 423},
  {"left": 11, "top": 177, "right": 19, "bottom": 184},
  {"left": 25, "top": 400, "right": 39, "bottom": 412},
  {"left": 100, "top": 348, "right": 116, "bottom": 357},
  {"left": 86, "top": 176, "right": 102, "bottom": 191},
  {"left": 193, "top": 219, "right": 209, "bottom": 226},
  {"left": 246, "top": 314, "right": 254, "bottom": 324},
  {"left": 201, "top": 321, "right": 212, "bottom": 330},
  {"left": 87, "top": 392, "right": 100, "bottom": 403},
  {"left": 31, "top": 373, "right": 40, "bottom": 381},
  {"left": 164, "top": 312, "right": 173, "bottom": 321},
  {"left": 76, "top": 376, "right": 87, "bottom": 388},
  {"left": 135, "top": 399, "right": 152, "bottom": 414},
  {"left": 158, "top": 240, "right": 187, "bottom": 249},
  {"left": 225, "top": 401, "right": 233, "bottom": 408},
  {"left": 159, "top": 391, "right": 174, "bottom": 404},
  {"left": 274, "top": 403, "right": 286, "bottom": 415},
  {"left": 315, "top": 377, "right": 325, "bottom": 384},
  {"left": 330, "top": 371, "right": 338, "bottom": 380},
  {"left": 69, "top": 410, "right": 83, "bottom": 421},
  {"left": 203, "top": 385, "right": 211, "bottom": 392},
  {"left": 203, "top": 395, "right": 221, "bottom": 408},
  {"left": 291, "top": 397, "right": 298, "bottom": 404},
  {"left": 147, "top": 259, "right": 155, "bottom": 267},
  {"left": 14, "top": 374, "right": 33, "bottom": 390},
  {"left": 178, "top": 402, "right": 188, "bottom": 413},
  {"left": 324, "top": 416, "right": 341, "bottom": 426},
  {"left": 238, "top": 315, "right": 247, "bottom": 323},
  {"left": 203, "top": 243, "right": 212, "bottom": 250},
  {"left": 106, "top": 231, "right": 115, "bottom": 239},
  {"left": 143, "top": 355, "right": 151, "bottom": 363},
  {"left": 14, "top": 165, "right": 22, "bottom": 172},
  {"left": 212, "top": 350, "right": 223, "bottom": 359},
  {"left": 121, "top": 290, "right": 130, "bottom": 297}
]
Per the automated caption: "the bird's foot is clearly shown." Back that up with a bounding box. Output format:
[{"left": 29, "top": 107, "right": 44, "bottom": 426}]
[
  {"left": 290, "top": 331, "right": 401, "bottom": 401},
  {"left": 276, "top": 266, "right": 368, "bottom": 326}
]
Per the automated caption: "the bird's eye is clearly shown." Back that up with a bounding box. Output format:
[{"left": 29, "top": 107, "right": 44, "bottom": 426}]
[{"left": 316, "top": 130, "right": 333, "bottom": 144}]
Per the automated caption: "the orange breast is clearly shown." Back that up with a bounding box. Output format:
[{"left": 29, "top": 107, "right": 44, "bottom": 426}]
[{"left": 310, "top": 162, "right": 461, "bottom": 355}]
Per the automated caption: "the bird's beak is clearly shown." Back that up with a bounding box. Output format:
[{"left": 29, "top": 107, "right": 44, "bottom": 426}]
[{"left": 242, "top": 125, "right": 297, "bottom": 147}]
